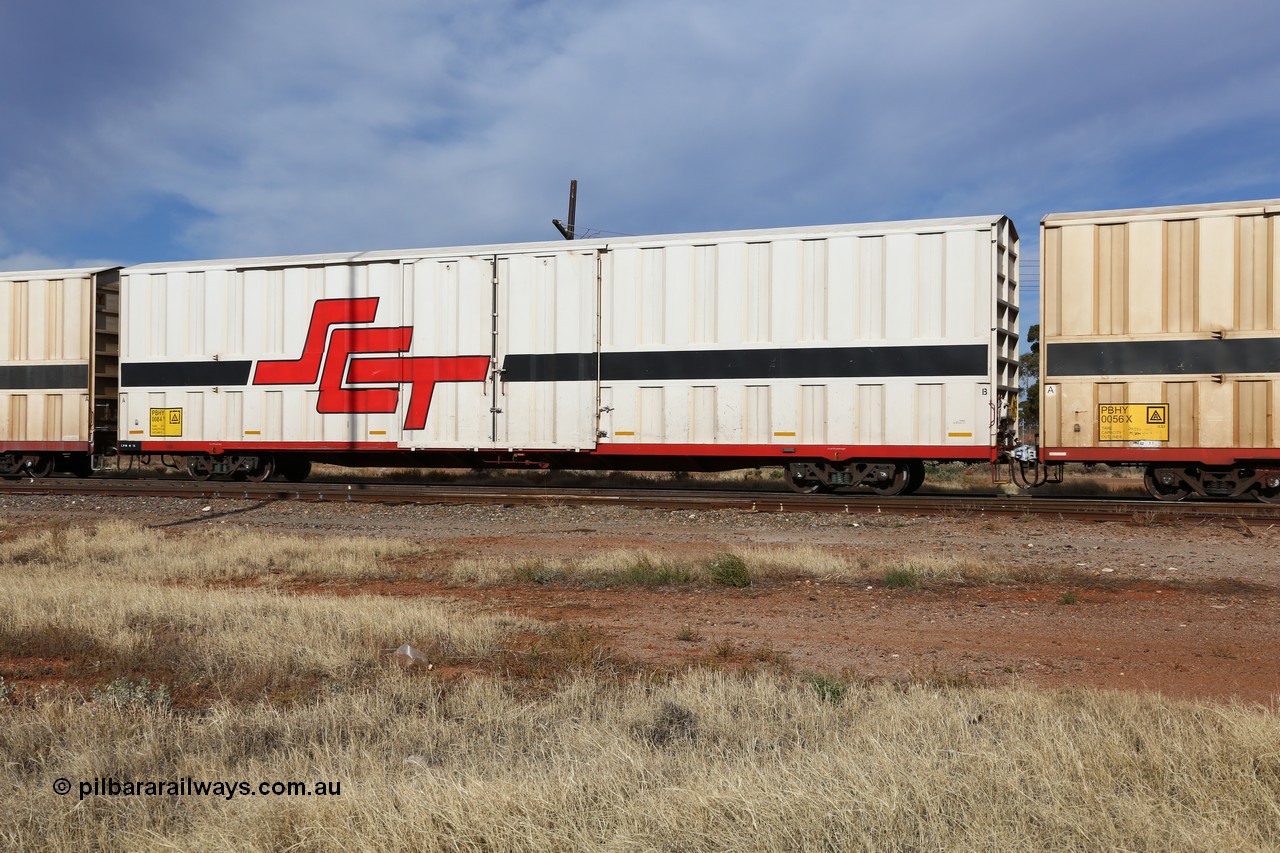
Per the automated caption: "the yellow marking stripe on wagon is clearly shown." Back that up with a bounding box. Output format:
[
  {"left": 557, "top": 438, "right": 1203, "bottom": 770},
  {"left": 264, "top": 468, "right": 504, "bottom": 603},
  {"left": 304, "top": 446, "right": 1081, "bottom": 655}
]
[
  {"left": 773, "top": 431, "right": 796, "bottom": 437},
  {"left": 614, "top": 431, "right": 635, "bottom": 436},
  {"left": 948, "top": 432, "right": 973, "bottom": 438},
  {"left": 244, "top": 430, "right": 261, "bottom": 435},
  {"left": 369, "top": 430, "right": 387, "bottom": 436}
]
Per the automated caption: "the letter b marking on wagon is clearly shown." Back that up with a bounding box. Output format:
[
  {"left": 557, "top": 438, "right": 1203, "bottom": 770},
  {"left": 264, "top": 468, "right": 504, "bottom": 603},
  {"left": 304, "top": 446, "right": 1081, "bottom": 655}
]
[{"left": 252, "top": 297, "right": 489, "bottom": 430}]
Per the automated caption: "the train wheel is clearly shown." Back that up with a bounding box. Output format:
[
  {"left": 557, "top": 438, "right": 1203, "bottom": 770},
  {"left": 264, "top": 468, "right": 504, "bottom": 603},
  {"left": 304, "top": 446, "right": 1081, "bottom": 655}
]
[
  {"left": 277, "top": 458, "right": 311, "bottom": 483},
  {"left": 1255, "top": 473, "right": 1280, "bottom": 504},
  {"left": 902, "top": 461, "right": 926, "bottom": 495},
  {"left": 244, "top": 456, "right": 275, "bottom": 482},
  {"left": 869, "top": 464, "right": 911, "bottom": 497},
  {"left": 26, "top": 456, "right": 54, "bottom": 478},
  {"left": 61, "top": 454, "right": 95, "bottom": 478},
  {"left": 1143, "top": 466, "right": 1191, "bottom": 502},
  {"left": 186, "top": 457, "right": 213, "bottom": 480},
  {"left": 783, "top": 464, "right": 824, "bottom": 495},
  {"left": 0, "top": 453, "right": 18, "bottom": 479}
]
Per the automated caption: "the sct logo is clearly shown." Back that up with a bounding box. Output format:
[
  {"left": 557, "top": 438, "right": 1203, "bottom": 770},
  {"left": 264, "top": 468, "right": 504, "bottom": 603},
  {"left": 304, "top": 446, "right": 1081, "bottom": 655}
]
[{"left": 253, "top": 297, "right": 489, "bottom": 430}]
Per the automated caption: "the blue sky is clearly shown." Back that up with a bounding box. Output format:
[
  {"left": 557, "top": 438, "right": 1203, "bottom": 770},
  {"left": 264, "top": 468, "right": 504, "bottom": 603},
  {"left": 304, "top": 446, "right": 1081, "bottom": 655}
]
[{"left": 3, "top": 0, "right": 1280, "bottom": 339}]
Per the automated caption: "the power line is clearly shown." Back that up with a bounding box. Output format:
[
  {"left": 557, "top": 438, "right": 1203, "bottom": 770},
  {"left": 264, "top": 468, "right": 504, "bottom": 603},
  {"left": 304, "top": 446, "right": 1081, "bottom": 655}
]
[{"left": 566, "top": 223, "right": 634, "bottom": 239}]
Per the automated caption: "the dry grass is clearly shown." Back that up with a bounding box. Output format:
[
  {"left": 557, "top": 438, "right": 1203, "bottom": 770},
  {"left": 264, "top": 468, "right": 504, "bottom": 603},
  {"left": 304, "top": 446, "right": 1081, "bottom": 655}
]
[
  {"left": 0, "top": 519, "right": 420, "bottom": 583},
  {"left": 445, "top": 544, "right": 1048, "bottom": 589},
  {"left": 2, "top": 670, "right": 1278, "bottom": 851},
  {"left": 449, "top": 549, "right": 699, "bottom": 587},
  {"left": 740, "top": 547, "right": 1037, "bottom": 586},
  {"left": 3, "top": 521, "right": 1278, "bottom": 850},
  {"left": 0, "top": 574, "right": 522, "bottom": 700},
  {"left": 0, "top": 522, "right": 527, "bottom": 705}
]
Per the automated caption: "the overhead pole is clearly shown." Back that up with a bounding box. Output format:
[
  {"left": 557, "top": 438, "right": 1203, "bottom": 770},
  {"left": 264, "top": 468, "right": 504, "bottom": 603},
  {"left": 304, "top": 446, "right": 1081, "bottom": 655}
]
[{"left": 552, "top": 179, "right": 577, "bottom": 240}]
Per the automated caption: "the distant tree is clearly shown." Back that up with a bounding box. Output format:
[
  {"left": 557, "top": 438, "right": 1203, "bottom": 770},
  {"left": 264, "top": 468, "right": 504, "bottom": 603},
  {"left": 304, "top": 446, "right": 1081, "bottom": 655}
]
[{"left": 1018, "top": 324, "right": 1040, "bottom": 437}]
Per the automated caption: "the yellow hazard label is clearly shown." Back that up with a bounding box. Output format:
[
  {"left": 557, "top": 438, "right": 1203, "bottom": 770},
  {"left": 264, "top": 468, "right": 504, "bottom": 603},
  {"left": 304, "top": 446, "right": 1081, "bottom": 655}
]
[
  {"left": 149, "top": 408, "right": 183, "bottom": 437},
  {"left": 1098, "top": 404, "right": 1168, "bottom": 442}
]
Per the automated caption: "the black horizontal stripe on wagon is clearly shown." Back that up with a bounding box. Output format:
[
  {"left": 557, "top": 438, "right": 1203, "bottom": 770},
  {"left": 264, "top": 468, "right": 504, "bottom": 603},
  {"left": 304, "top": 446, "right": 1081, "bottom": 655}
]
[
  {"left": 120, "top": 361, "right": 254, "bottom": 387},
  {"left": 1047, "top": 338, "right": 1280, "bottom": 377},
  {"left": 119, "top": 344, "right": 989, "bottom": 388},
  {"left": 0, "top": 364, "right": 89, "bottom": 390},
  {"left": 503, "top": 344, "right": 989, "bottom": 382}
]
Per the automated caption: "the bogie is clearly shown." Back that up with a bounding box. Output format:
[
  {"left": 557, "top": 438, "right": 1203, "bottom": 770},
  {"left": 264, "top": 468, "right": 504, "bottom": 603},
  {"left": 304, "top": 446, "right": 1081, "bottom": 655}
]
[
  {"left": 1141, "top": 465, "right": 1280, "bottom": 502},
  {"left": 1143, "top": 467, "right": 1192, "bottom": 502},
  {"left": 184, "top": 454, "right": 287, "bottom": 482},
  {"left": 784, "top": 460, "right": 924, "bottom": 497},
  {"left": 0, "top": 454, "right": 53, "bottom": 479},
  {"left": 782, "top": 465, "right": 826, "bottom": 494}
]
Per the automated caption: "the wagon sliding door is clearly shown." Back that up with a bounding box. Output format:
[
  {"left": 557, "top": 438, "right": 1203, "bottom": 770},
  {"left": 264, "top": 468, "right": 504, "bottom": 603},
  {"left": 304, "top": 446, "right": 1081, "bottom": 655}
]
[
  {"left": 492, "top": 251, "right": 600, "bottom": 450},
  {"left": 396, "top": 256, "right": 494, "bottom": 449}
]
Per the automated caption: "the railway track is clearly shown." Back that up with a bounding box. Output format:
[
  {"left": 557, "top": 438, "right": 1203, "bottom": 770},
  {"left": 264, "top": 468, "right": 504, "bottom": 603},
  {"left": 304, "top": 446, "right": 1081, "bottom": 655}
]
[{"left": 2, "top": 477, "right": 1278, "bottom": 525}]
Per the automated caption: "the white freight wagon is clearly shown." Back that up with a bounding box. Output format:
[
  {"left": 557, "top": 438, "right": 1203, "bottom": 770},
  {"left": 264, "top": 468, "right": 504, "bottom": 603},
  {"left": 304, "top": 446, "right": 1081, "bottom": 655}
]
[
  {"left": 118, "top": 215, "right": 1019, "bottom": 493},
  {"left": 0, "top": 267, "right": 119, "bottom": 477},
  {"left": 1040, "top": 198, "right": 1280, "bottom": 500}
]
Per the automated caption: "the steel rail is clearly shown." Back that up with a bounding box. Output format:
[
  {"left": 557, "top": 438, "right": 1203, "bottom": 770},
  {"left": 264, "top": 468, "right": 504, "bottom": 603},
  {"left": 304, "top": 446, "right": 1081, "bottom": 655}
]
[{"left": 1, "top": 478, "right": 1278, "bottom": 524}]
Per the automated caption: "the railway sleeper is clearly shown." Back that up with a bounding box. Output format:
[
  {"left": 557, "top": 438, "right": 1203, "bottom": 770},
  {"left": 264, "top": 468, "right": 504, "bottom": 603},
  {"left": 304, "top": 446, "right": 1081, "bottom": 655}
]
[
  {"left": 784, "top": 460, "right": 925, "bottom": 497},
  {"left": 1144, "top": 465, "right": 1280, "bottom": 503}
]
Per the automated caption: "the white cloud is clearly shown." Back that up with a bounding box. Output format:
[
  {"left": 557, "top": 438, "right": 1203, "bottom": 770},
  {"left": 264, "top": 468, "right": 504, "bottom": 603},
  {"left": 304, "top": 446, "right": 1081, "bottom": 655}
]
[
  {"left": 0, "top": 251, "right": 66, "bottom": 273},
  {"left": 1, "top": 0, "right": 1278, "bottom": 266}
]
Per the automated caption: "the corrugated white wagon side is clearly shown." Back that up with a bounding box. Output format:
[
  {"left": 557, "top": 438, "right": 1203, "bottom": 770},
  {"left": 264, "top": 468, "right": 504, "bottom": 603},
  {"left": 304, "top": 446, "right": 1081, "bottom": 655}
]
[
  {"left": 1040, "top": 198, "right": 1280, "bottom": 501},
  {"left": 585, "top": 217, "right": 1019, "bottom": 492},
  {"left": 0, "top": 267, "right": 119, "bottom": 477},
  {"left": 118, "top": 246, "right": 601, "bottom": 479},
  {"left": 119, "top": 215, "right": 1018, "bottom": 493}
]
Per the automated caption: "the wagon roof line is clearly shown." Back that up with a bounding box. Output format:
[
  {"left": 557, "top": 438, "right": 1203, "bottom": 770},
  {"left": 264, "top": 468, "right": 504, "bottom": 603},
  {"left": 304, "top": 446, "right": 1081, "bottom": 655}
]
[
  {"left": 1042, "top": 198, "right": 1280, "bottom": 226},
  {"left": 121, "top": 215, "right": 1013, "bottom": 274},
  {"left": 0, "top": 265, "right": 120, "bottom": 282}
]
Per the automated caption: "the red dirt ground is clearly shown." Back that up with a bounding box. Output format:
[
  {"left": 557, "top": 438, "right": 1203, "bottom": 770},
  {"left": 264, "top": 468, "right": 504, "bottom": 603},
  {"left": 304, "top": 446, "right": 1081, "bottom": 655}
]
[
  {"left": 1, "top": 495, "right": 1277, "bottom": 704},
  {"left": 292, "top": 574, "right": 1280, "bottom": 703}
]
